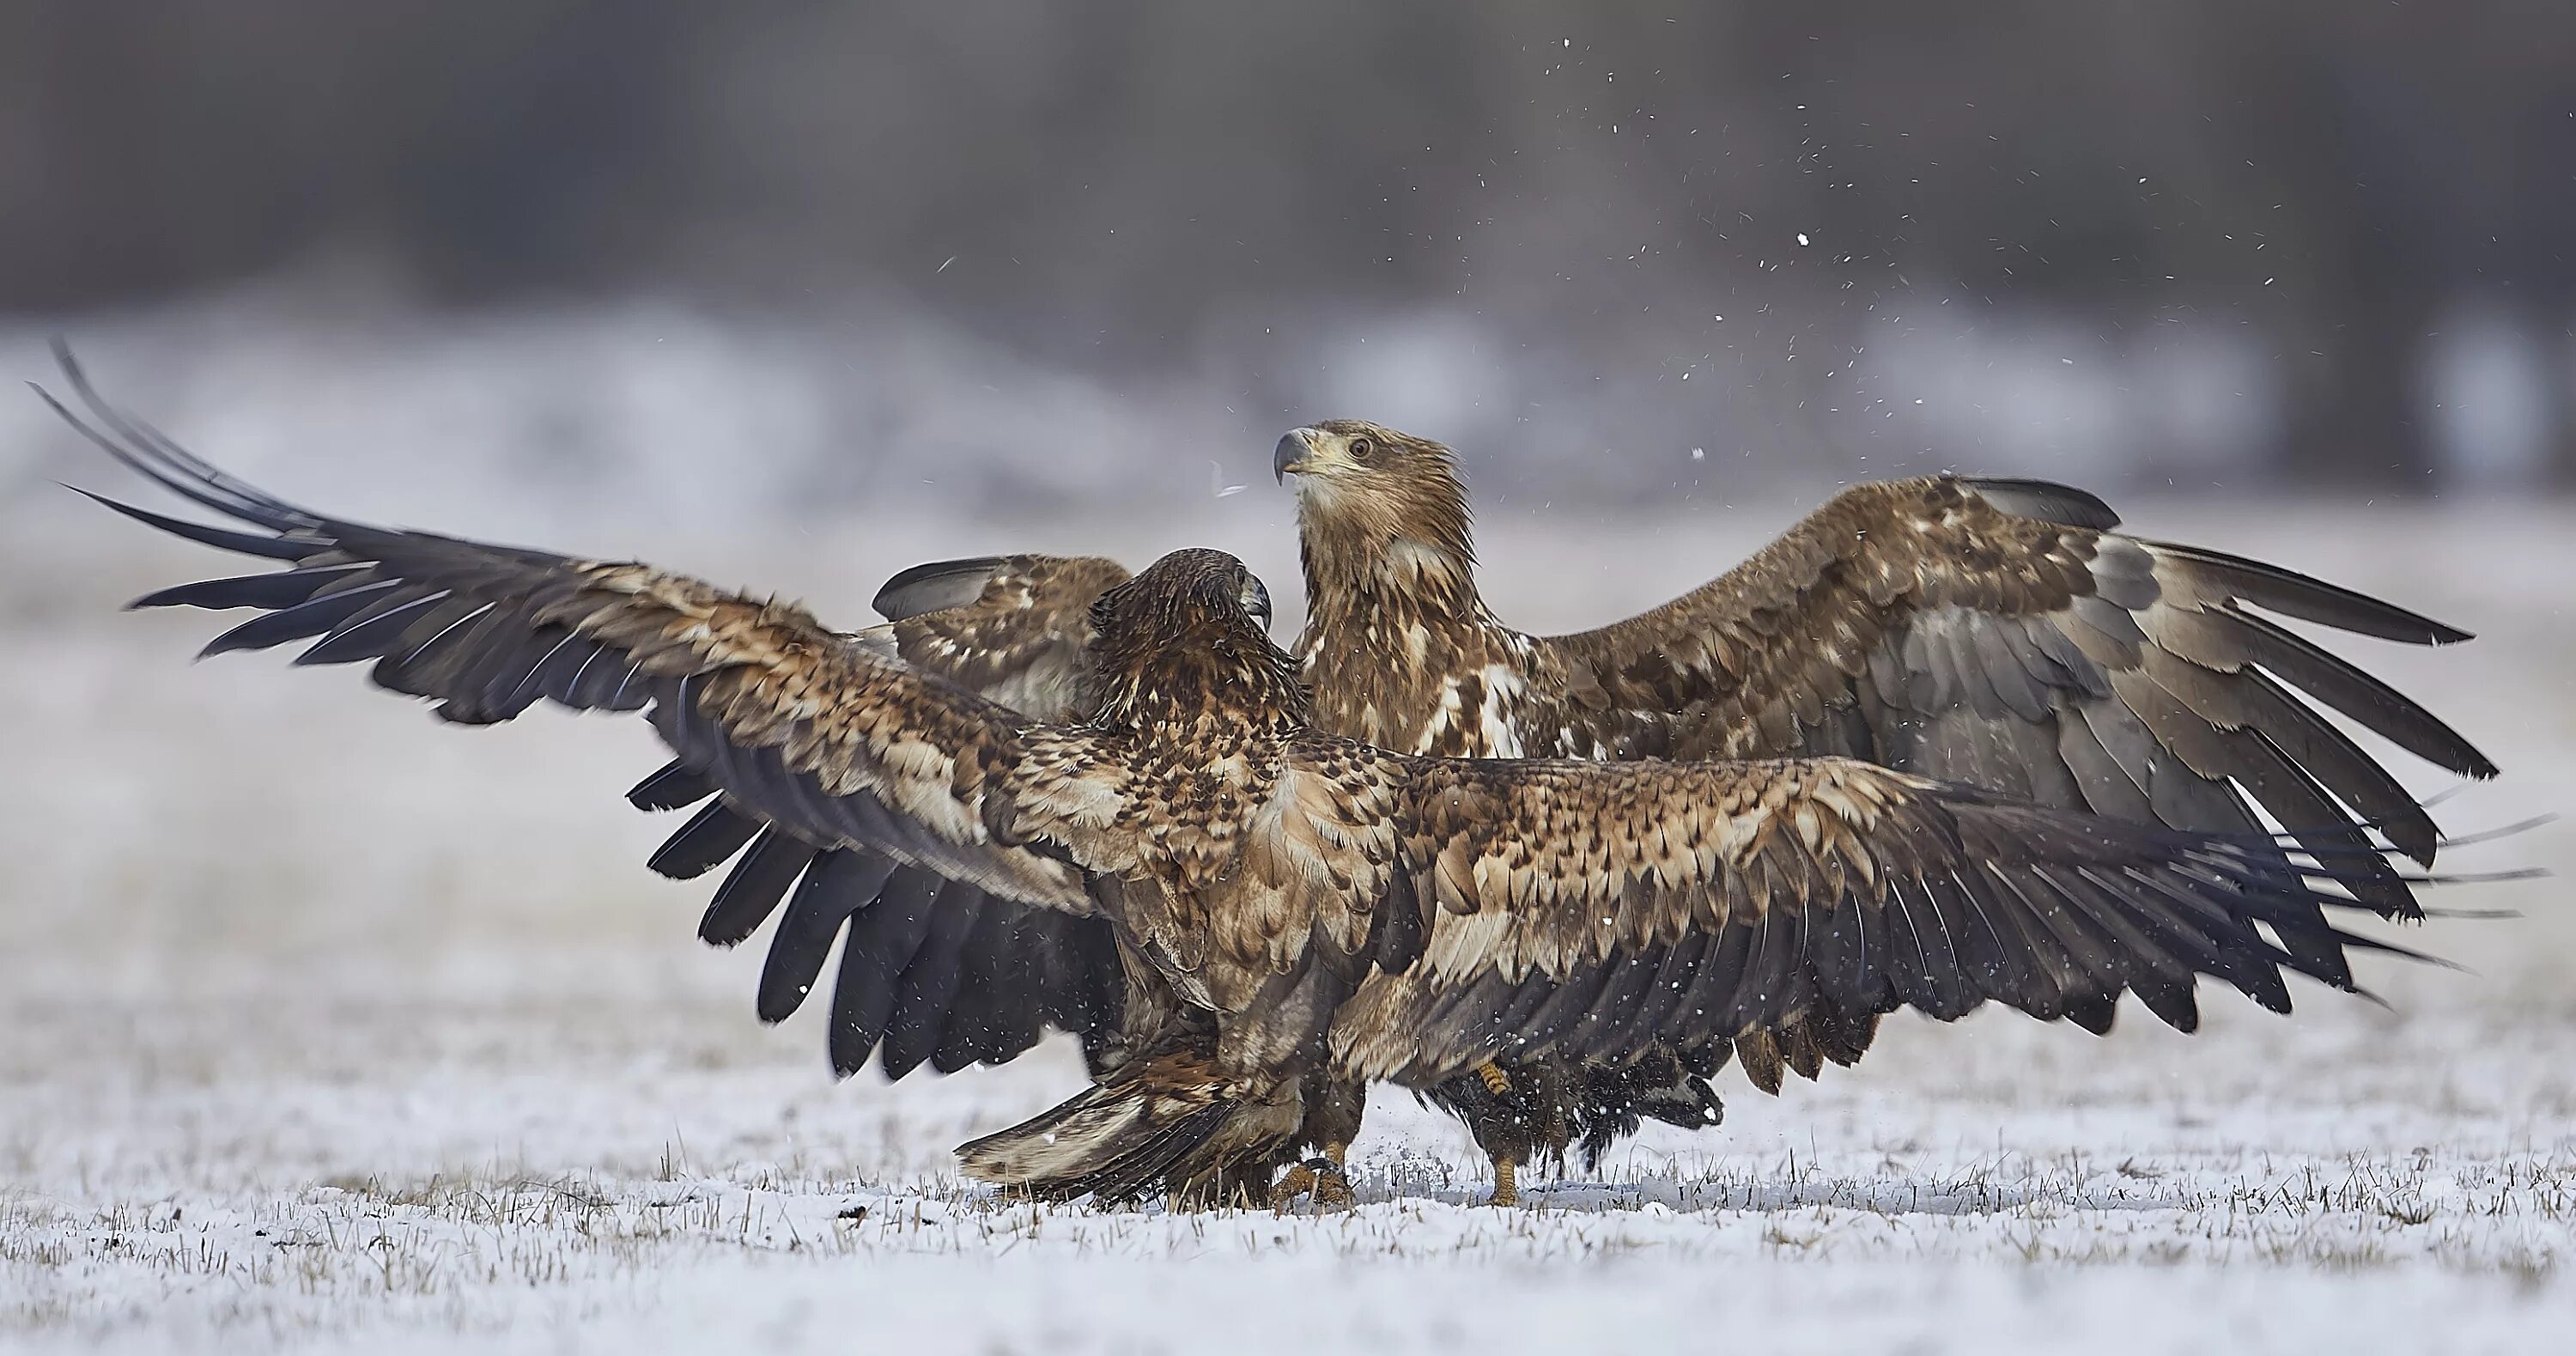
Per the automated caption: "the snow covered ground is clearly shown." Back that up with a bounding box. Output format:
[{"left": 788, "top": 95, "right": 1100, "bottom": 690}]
[{"left": 3, "top": 423, "right": 2573, "bottom": 1353}]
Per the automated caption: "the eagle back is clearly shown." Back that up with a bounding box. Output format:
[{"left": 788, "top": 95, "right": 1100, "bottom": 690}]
[{"left": 1085, "top": 730, "right": 1394, "bottom": 1018}]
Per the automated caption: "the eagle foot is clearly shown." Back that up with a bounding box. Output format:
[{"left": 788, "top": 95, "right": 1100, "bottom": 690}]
[
  {"left": 1487, "top": 1157, "right": 1520, "bottom": 1208},
  {"left": 1473, "top": 1061, "right": 1514, "bottom": 1096},
  {"left": 1267, "top": 1156, "right": 1353, "bottom": 1212}
]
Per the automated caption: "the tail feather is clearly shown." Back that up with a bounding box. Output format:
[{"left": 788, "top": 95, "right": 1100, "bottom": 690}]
[{"left": 956, "top": 1069, "right": 1246, "bottom": 1203}]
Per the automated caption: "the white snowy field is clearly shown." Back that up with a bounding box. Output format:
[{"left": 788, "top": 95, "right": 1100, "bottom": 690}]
[{"left": 4, "top": 483, "right": 2575, "bottom": 1354}]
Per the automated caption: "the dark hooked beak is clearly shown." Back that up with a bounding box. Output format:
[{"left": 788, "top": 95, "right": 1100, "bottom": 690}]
[
  {"left": 1273, "top": 429, "right": 1315, "bottom": 484},
  {"left": 1247, "top": 575, "right": 1273, "bottom": 629}
]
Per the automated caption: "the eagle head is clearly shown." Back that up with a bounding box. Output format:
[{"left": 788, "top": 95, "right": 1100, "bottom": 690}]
[
  {"left": 1083, "top": 548, "right": 1309, "bottom": 733},
  {"left": 1273, "top": 420, "right": 1475, "bottom": 577}
]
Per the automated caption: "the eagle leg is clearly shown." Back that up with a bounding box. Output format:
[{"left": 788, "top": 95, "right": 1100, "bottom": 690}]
[
  {"left": 1267, "top": 1145, "right": 1353, "bottom": 1213},
  {"left": 1489, "top": 1156, "right": 1520, "bottom": 1208},
  {"left": 1474, "top": 1061, "right": 1514, "bottom": 1095}
]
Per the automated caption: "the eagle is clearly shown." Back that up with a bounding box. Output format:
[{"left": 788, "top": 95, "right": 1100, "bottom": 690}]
[
  {"left": 1265, "top": 418, "right": 2498, "bottom": 1198},
  {"left": 52, "top": 358, "right": 2486, "bottom": 1208},
  {"left": 657, "top": 417, "right": 2496, "bottom": 1206}
]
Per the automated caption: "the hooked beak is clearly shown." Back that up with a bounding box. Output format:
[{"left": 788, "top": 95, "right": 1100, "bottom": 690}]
[
  {"left": 1245, "top": 575, "right": 1273, "bottom": 630},
  {"left": 1273, "top": 429, "right": 1318, "bottom": 484}
]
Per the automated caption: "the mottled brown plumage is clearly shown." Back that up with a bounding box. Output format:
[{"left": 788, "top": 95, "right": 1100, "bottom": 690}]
[
  {"left": 630, "top": 552, "right": 1137, "bottom": 1084},
  {"left": 640, "top": 415, "right": 2495, "bottom": 1205},
  {"left": 1268, "top": 417, "right": 2495, "bottom": 1196},
  {"left": 58, "top": 356, "right": 2485, "bottom": 1209}
]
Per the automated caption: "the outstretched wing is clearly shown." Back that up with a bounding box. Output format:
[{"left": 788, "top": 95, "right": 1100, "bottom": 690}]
[
  {"left": 1330, "top": 751, "right": 2439, "bottom": 1086},
  {"left": 628, "top": 552, "right": 1137, "bottom": 1079},
  {"left": 1530, "top": 476, "right": 2493, "bottom": 964},
  {"left": 53, "top": 356, "right": 1123, "bottom": 933}
]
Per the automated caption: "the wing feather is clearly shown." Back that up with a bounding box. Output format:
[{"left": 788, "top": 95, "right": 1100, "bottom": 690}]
[
  {"left": 756, "top": 853, "right": 903, "bottom": 1023},
  {"left": 818, "top": 867, "right": 945, "bottom": 1058},
  {"left": 1523, "top": 478, "right": 2492, "bottom": 940},
  {"left": 56, "top": 357, "right": 1118, "bottom": 921},
  {"left": 701, "top": 829, "right": 819, "bottom": 946},
  {"left": 875, "top": 885, "right": 987, "bottom": 1079},
  {"left": 64, "top": 353, "right": 1153, "bottom": 1090},
  {"left": 872, "top": 554, "right": 1133, "bottom": 721},
  {"left": 1329, "top": 753, "right": 2429, "bottom": 1086},
  {"left": 608, "top": 551, "right": 1141, "bottom": 1079}
]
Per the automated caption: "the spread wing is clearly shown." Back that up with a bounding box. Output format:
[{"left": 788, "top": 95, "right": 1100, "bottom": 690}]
[
  {"left": 1330, "top": 751, "right": 2438, "bottom": 1086},
  {"left": 626, "top": 552, "right": 1138, "bottom": 1079},
  {"left": 1530, "top": 476, "right": 2493, "bottom": 966},
  {"left": 53, "top": 361, "right": 1131, "bottom": 965}
]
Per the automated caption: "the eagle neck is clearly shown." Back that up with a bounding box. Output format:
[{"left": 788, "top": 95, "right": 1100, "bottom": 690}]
[
  {"left": 1295, "top": 517, "right": 1512, "bottom": 746},
  {"left": 1086, "top": 623, "right": 1314, "bottom": 742},
  {"left": 1307, "top": 533, "right": 1488, "bottom": 612}
]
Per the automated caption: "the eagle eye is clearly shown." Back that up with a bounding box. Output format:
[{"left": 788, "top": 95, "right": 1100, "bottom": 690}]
[{"left": 1346, "top": 435, "right": 1376, "bottom": 461}]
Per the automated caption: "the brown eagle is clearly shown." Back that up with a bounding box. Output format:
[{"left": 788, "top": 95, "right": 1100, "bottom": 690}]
[
  {"left": 667, "top": 417, "right": 2494, "bottom": 1205},
  {"left": 1266, "top": 418, "right": 2497, "bottom": 1199},
  {"left": 55, "top": 360, "right": 2484, "bottom": 1208}
]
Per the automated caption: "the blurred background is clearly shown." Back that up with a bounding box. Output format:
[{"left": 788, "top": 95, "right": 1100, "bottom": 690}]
[{"left": 3, "top": 0, "right": 2575, "bottom": 529}]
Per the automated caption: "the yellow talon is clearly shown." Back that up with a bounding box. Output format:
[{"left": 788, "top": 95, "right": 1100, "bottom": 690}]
[
  {"left": 1474, "top": 1061, "right": 1513, "bottom": 1096},
  {"left": 1489, "top": 1157, "right": 1520, "bottom": 1207}
]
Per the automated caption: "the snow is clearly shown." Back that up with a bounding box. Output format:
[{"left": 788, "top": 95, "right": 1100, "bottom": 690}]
[{"left": 3, "top": 386, "right": 2574, "bottom": 1351}]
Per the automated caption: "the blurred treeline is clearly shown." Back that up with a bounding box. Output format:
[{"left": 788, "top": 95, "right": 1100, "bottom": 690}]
[{"left": 3, "top": 1, "right": 2572, "bottom": 497}]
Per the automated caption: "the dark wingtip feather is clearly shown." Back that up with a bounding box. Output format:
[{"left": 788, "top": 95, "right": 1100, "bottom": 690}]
[
  {"left": 2063, "top": 992, "right": 2120, "bottom": 1035},
  {"left": 67, "top": 487, "right": 314, "bottom": 568},
  {"left": 37, "top": 376, "right": 259, "bottom": 529},
  {"left": 627, "top": 759, "right": 716, "bottom": 812},
  {"left": 646, "top": 801, "right": 763, "bottom": 880},
  {"left": 2153, "top": 540, "right": 2475, "bottom": 646},
  {"left": 196, "top": 594, "right": 375, "bottom": 658},
  {"left": 1959, "top": 477, "right": 2123, "bottom": 531},
  {"left": 129, "top": 566, "right": 368, "bottom": 614},
  {"left": 872, "top": 556, "right": 1011, "bottom": 622},
  {"left": 2439, "top": 737, "right": 2504, "bottom": 783},
  {"left": 46, "top": 344, "right": 336, "bottom": 544},
  {"left": 130, "top": 579, "right": 239, "bottom": 611},
  {"left": 699, "top": 832, "right": 816, "bottom": 948},
  {"left": 2323, "top": 926, "right": 2463, "bottom": 971},
  {"left": 2220, "top": 611, "right": 2496, "bottom": 779}
]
